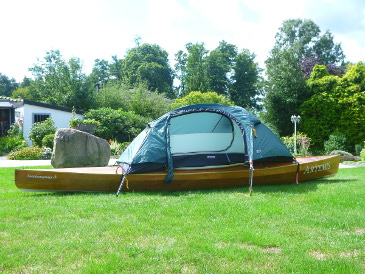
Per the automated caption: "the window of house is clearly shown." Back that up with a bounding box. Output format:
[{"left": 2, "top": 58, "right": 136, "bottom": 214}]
[{"left": 33, "top": 113, "right": 50, "bottom": 123}]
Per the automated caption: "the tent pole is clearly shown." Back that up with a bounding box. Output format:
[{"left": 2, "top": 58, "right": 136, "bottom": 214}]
[{"left": 116, "top": 174, "right": 126, "bottom": 197}]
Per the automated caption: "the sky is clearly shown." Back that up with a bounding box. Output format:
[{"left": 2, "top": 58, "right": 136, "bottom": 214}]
[{"left": 1, "top": 0, "right": 364, "bottom": 82}]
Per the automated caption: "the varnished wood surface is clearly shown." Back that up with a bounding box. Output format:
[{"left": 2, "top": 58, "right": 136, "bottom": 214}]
[{"left": 15, "top": 155, "right": 340, "bottom": 192}]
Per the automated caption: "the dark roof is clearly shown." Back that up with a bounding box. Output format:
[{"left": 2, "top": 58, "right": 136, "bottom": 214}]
[
  {"left": 23, "top": 99, "right": 84, "bottom": 114},
  {"left": 0, "top": 97, "right": 84, "bottom": 114}
]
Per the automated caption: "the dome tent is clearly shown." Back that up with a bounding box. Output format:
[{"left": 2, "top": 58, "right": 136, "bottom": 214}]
[{"left": 117, "top": 104, "right": 293, "bottom": 185}]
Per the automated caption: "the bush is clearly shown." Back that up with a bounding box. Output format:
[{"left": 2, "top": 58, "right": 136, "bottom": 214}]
[
  {"left": 280, "top": 132, "right": 311, "bottom": 156},
  {"left": 360, "top": 149, "right": 365, "bottom": 161},
  {"left": 109, "top": 140, "right": 130, "bottom": 158},
  {"left": 355, "top": 144, "right": 363, "bottom": 155},
  {"left": 0, "top": 136, "right": 26, "bottom": 154},
  {"left": 0, "top": 124, "right": 26, "bottom": 155},
  {"left": 7, "top": 124, "right": 23, "bottom": 137},
  {"left": 8, "top": 146, "right": 44, "bottom": 160},
  {"left": 95, "top": 82, "right": 173, "bottom": 120},
  {"left": 324, "top": 131, "right": 351, "bottom": 154},
  {"left": 171, "top": 91, "right": 233, "bottom": 110},
  {"left": 84, "top": 108, "right": 148, "bottom": 143},
  {"left": 28, "top": 118, "right": 56, "bottom": 147},
  {"left": 42, "top": 134, "right": 55, "bottom": 150}
]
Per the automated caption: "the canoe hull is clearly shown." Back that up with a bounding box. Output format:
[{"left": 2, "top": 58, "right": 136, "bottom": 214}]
[{"left": 15, "top": 155, "right": 340, "bottom": 193}]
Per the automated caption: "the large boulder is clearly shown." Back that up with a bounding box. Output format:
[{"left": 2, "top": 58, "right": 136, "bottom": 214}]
[
  {"left": 51, "top": 128, "right": 111, "bottom": 168},
  {"left": 330, "top": 150, "right": 356, "bottom": 162}
]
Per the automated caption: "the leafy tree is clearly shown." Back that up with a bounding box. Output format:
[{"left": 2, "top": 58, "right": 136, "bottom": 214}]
[
  {"left": 175, "top": 42, "right": 209, "bottom": 95},
  {"left": 11, "top": 87, "right": 29, "bottom": 99},
  {"left": 87, "top": 59, "right": 110, "bottom": 91},
  {"left": 299, "top": 56, "right": 346, "bottom": 78},
  {"left": 122, "top": 43, "right": 174, "bottom": 97},
  {"left": 264, "top": 19, "right": 345, "bottom": 136},
  {"left": 20, "top": 77, "right": 32, "bottom": 88},
  {"left": 84, "top": 108, "right": 148, "bottom": 143},
  {"left": 94, "top": 82, "right": 172, "bottom": 120},
  {"left": 109, "top": 55, "right": 123, "bottom": 80},
  {"left": 171, "top": 91, "right": 233, "bottom": 109},
  {"left": 205, "top": 41, "right": 237, "bottom": 95},
  {"left": 0, "top": 73, "right": 18, "bottom": 96},
  {"left": 28, "top": 50, "right": 93, "bottom": 110},
  {"left": 301, "top": 62, "right": 365, "bottom": 151},
  {"left": 264, "top": 49, "right": 307, "bottom": 136},
  {"left": 229, "top": 49, "right": 262, "bottom": 110},
  {"left": 174, "top": 50, "right": 187, "bottom": 95}
]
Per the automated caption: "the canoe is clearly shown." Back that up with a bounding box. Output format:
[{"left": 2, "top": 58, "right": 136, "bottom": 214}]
[{"left": 14, "top": 154, "right": 340, "bottom": 193}]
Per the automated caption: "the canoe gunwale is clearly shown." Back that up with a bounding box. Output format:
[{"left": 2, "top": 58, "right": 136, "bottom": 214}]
[{"left": 14, "top": 155, "right": 341, "bottom": 193}]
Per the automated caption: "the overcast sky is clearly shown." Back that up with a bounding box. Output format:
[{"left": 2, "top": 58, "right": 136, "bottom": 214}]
[{"left": 1, "top": 0, "right": 364, "bottom": 82}]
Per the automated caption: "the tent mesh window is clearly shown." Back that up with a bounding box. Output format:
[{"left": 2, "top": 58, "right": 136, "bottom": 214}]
[{"left": 169, "top": 112, "right": 245, "bottom": 168}]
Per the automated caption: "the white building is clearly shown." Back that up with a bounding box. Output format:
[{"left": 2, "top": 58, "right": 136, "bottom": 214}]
[{"left": 0, "top": 97, "right": 84, "bottom": 145}]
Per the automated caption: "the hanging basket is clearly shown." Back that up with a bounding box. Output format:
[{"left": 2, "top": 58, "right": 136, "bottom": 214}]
[{"left": 74, "top": 123, "right": 98, "bottom": 134}]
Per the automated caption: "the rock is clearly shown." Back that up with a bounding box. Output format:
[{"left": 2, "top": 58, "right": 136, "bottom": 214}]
[
  {"left": 330, "top": 150, "right": 355, "bottom": 162},
  {"left": 51, "top": 128, "right": 111, "bottom": 168}
]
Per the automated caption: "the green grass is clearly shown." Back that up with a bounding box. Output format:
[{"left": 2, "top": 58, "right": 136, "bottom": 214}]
[{"left": 1, "top": 166, "right": 364, "bottom": 273}]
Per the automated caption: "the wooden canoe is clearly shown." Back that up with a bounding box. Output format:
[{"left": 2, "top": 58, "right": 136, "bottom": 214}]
[{"left": 15, "top": 155, "right": 340, "bottom": 193}]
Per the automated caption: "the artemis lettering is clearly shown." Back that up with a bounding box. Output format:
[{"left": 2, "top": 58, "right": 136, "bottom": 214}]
[{"left": 303, "top": 163, "right": 331, "bottom": 174}]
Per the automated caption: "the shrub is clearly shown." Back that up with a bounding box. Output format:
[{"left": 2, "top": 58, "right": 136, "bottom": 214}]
[
  {"left": 0, "top": 136, "right": 26, "bottom": 154},
  {"left": 171, "top": 91, "right": 233, "bottom": 110},
  {"left": 280, "top": 132, "right": 311, "bottom": 156},
  {"left": 95, "top": 82, "right": 173, "bottom": 120},
  {"left": 43, "top": 147, "right": 52, "bottom": 159},
  {"left": 28, "top": 118, "right": 56, "bottom": 147},
  {"left": 84, "top": 108, "right": 148, "bottom": 143},
  {"left": 8, "top": 146, "right": 44, "bottom": 160},
  {"left": 69, "top": 118, "right": 101, "bottom": 128},
  {"left": 360, "top": 149, "right": 365, "bottom": 161},
  {"left": 42, "top": 134, "right": 55, "bottom": 150},
  {"left": 324, "top": 131, "right": 351, "bottom": 154},
  {"left": 0, "top": 124, "right": 26, "bottom": 155},
  {"left": 7, "top": 124, "right": 23, "bottom": 138},
  {"left": 109, "top": 140, "right": 130, "bottom": 158},
  {"left": 355, "top": 144, "right": 363, "bottom": 155}
]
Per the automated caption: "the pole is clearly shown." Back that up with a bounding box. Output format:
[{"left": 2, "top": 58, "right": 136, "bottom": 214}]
[
  {"left": 294, "top": 121, "right": 297, "bottom": 154},
  {"left": 291, "top": 115, "right": 301, "bottom": 155}
]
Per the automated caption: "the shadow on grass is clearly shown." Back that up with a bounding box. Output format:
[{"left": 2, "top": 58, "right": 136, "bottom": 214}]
[
  {"left": 22, "top": 177, "right": 354, "bottom": 199},
  {"left": 252, "top": 178, "right": 355, "bottom": 194}
]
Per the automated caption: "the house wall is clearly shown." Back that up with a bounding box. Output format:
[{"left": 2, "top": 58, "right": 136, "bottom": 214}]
[{"left": 16, "top": 104, "right": 84, "bottom": 146}]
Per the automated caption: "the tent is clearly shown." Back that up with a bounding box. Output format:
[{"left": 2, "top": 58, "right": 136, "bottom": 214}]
[{"left": 117, "top": 104, "right": 293, "bottom": 184}]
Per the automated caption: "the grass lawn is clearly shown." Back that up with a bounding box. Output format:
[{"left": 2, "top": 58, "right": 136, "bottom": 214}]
[{"left": 1, "top": 166, "right": 364, "bottom": 273}]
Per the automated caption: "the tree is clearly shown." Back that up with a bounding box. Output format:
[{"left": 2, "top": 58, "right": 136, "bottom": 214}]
[
  {"left": 87, "top": 59, "right": 110, "bottom": 91},
  {"left": 299, "top": 56, "right": 346, "bottom": 79},
  {"left": 109, "top": 55, "right": 123, "bottom": 80},
  {"left": 174, "top": 50, "right": 187, "bottom": 95},
  {"left": 94, "top": 82, "right": 172, "bottom": 120},
  {"left": 171, "top": 91, "right": 233, "bottom": 109},
  {"left": 122, "top": 43, "right": 174, "bottom": 98},
  {"left": 264, "top": 49, "right": 307, "bottom": 136},
  {"left": 205, "top": 41, "right": 237, "bottom": 95},
  {"left": 264, "top": 19, "right": 345, "bottom": 136},
  {"left": 300, "top": 62, "right": 365, "bottom": 151},
  {"left": 28, "top": 50, "right": 93, "bottom": 110},
  {"left": 84, "top": 108, "right": 148, "bottom": 143},
  {"left": 175, "top": 42, "right": 209, "bottom": 95},
  {"left": 0, "top": 73, "right": 18, "bottom": 97},
  {"left": 229, "top": 49, "right": 262, "bottom": 110}
]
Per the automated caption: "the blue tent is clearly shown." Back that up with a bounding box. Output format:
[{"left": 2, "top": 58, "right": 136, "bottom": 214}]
[{"left": 117, "top": 104, "right": 293, "bottom": 184}]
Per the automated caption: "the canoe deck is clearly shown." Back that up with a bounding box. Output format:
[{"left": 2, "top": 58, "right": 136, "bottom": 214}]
[{"left": 15, "top": 155, "right": 340, "bottom": 193}]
